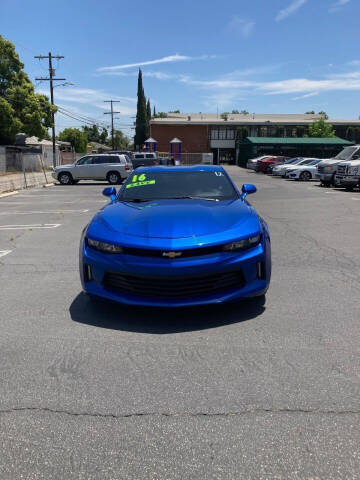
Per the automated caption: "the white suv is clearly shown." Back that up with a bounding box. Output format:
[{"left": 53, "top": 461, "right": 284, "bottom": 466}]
[{"left": 52, "top": 154, "right": 132, "bottom": 185}]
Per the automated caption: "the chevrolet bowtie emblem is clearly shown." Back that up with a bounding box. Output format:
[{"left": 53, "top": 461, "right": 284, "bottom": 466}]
[{"left": 162, "top": 251, "right": 182, "bottom": 258}]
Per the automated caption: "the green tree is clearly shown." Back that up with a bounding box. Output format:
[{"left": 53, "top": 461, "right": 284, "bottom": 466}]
[
  {"left": 0, "top": 35, "right": 56, "bottom": 144},
  {"left": 169, "top": 109, "right": 180, "bottom": 113},
  {"left": 221, "top": 112, "right": 229, "bottom": 120},
  {"left": 153, "top": 105, "right": 156, "bottom": 117},
  {"left": 306, "top": 118, "right": 336, "bottom": 138},
  {"left": 240, "top": 110, "right": 249, "bottom": 115},
  {"left": 134, "top": 69, "right": 147, "bottom": 148},
  {"left": 146, "top": 98, "right": 151, "bottom": 135},
  {"left": 318, "top": 110, "right": 328, "bottom": 119},
  {"left": 0, "top": 97, "right": 21, "bottom": 144},
  {"left": 58, "top": 128, "right": 88, "bottom": 152},
  {"left": 82, "top": 124, "right": 101, "bottom": 143},
  {"left": 99, "top": 128, "right": 108, "bottom": 144},
  {"left": 305, "top": 110, "right": 315, "bottom": 114},
  {"left": 231, "top": 109, "right": 239, "bottom": 114}
]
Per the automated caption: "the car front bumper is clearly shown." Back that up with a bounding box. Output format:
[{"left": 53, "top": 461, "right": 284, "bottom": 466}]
[
  {"left": 316, "top": 173, "right": 333, "bottom": 181},
  {"left": 335, "top": 175, "right": 359, "bottom": 187},
  {"left": 79, "top": 235, "right": 271, "bottom": 307},
  {"left": 51, "top": 171, "right": 59, "bottom": 180}
]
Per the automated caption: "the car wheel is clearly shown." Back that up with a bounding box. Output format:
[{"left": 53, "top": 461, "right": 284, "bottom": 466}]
[
  {"left": 107, "top": 171, "right": 121, "bottom": 185},
  {"left": 266, "top": 167, "right": 272, "bottom": 174},
  {"left": 331, "top": 173, "right": 339, "bottom": 187},
  {"left": 58, "top": 172, "right": 73, "bottom": 185},
  {"left": 300, "top": 171, "right": 311, "bottom": 181},
  {"left": 72, "top": 180, "right": 79, "bottom": 184},
  {"left": 320, "top": 180, "right": 331, "bottom": 187}
]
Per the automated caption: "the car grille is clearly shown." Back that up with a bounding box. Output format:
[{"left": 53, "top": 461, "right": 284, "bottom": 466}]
[
  {"left": 121, "top": 244, "right": 225, "bottom": 258},
  {"left": 103, "top": 270, "right": 246, "bottom": 299},
  {"left": 337, "top": 165, "right": 346, "bottom": 175}
]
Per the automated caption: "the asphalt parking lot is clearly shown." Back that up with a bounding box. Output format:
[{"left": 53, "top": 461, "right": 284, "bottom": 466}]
[{"left": 0, "top": 166, "right": 359, "bottom": 479}]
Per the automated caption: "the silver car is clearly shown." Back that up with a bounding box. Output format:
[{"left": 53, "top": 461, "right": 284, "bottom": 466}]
[{"left": 52, "top": 154, "right": 132, "bottom": 185}]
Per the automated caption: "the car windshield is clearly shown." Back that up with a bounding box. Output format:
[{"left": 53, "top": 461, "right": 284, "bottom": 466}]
[
  {"left": 118, "top": 171, "right": 238, "bottom": 202},
  {"left": 308, "top": 159, "right": 321, "bottom": 165},
  {"left": 284, "top": 158, "right": 300, "bottom": 164},
  {"left": 335, "top": 147, "right": 358, "bottom": 160}
]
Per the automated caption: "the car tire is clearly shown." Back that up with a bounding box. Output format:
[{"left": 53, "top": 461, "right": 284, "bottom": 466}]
[
  {"left": 331, "top": 173, "right": 338, "bottom": 187},
  {"left": 58, "top": 172, "right": 73, "bottom": 185},
  {"left": 266, "top": 167, "right": 272, "bottom": 174},
  {"left": 107, "top": 171, "right": 121, "bottom": 185},
  {"left": 320, "top": 180, "right": 331, "bottom": 187},
  {"left": 72, "top": 180, "right": 79, "bottom": 184},
  {"left": 300, "top": 171, "right": 311, "bottom": 181}
]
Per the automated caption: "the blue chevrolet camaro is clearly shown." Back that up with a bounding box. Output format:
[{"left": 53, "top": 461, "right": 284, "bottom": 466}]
[{"left": 80, "top": 165, "right": 271, "bottom": 307}]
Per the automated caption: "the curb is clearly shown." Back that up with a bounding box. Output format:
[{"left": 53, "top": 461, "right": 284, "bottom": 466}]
[{"left": 0, "top": 190, "right": 19, "bottom": 198}]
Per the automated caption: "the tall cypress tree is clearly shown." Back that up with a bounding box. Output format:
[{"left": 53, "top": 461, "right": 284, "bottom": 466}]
[
  {"left": 134, "top": 69, "right": 147, "bottom": 149},
  {"left": 146, "top": 98, "right": 151, "bottom": 135},
  {"left": 153, "top": 105, "right": 156, "bottom": 117}
]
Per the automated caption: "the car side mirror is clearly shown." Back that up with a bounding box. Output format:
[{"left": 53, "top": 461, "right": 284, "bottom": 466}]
[
  {"left": 103, "top": 187, "right": 116, "bottom": 201},
  {"left": 241, "top": 184, "right": 257, "bottom": 200}
]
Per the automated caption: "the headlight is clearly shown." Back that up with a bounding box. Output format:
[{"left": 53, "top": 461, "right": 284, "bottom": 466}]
[
  {"left": 349, "top": 167, "right": 359, "bottom": 174},
  {"left": 324, "top": 166, "right": 333, "bottom": 172},
  {"left": 224, "top": 234, "right": 261, "bottom": 251},
  {"left": 87, "top": 237, "right": 123, "bottom": 253}
]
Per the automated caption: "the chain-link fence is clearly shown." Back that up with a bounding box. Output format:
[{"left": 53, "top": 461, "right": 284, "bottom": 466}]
[
  {"left": 157, "top": 152, "right": 213, "bottom": 165},
  {"left": 0, "top": 146, "right": 54, "bottom": 194}
]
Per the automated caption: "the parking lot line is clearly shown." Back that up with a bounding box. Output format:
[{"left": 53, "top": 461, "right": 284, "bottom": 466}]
[
  {"left": 0, "top": 250, "right": 12, "bottom": 258},
  {"left": 0, "top": 224, "right": 61, "bottom": 230},
  {"left": 0, "top": 209, "right": 89, "bottom": 215}
]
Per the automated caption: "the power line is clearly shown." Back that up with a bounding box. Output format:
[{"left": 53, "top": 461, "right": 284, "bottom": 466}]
[
  {"left": 104, "top": 100, "right": 121, "bottom": 150},
  {"left": 35, "top": 52, "right": 66, "bottom": 168}
]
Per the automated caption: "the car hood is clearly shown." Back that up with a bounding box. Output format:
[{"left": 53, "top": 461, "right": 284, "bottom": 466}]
[
  {"left": 318, "top": 158, "right": 341, "bottom": 166},
  {"left": 56, "top": 164, "right": 75, "bottom": 170},
  {"left": 87, "top": 199, "right": 261, "bottom": 248}
]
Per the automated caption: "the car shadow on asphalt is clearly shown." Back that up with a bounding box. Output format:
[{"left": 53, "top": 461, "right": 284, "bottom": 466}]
[{"left": 69, "top": 292, "right": 266, "bottom": 334}]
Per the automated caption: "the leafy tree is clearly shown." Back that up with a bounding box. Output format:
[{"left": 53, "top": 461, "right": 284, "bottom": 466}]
[
  {"left": 220, "top": 112, "right": 229, "bottom": 120},
  {"left": 318, "top": 110, "right": 328, "bottom": 119},
  {"left": 306, "top": 118, "right": 335, "bottom": 138},
  {"left": 134, "top": 69, "right": 147, "bottom": 148},
  {"left": 0, "top": 97, "right": 21, "bottom": 144},
  {"left": 240, "top": 110, "right": 249, "bottom": 115},
  {"left": 169, "top": 110, "right": 180, "bottom": 113},
  {"left": 154, "top": 111, "right": 167, "bottom": 118},
  {"left": 58, "top": 128, "right": 88, "bottom": 152},
  {"left": 99, "top": 128, "right": 108, "bottom": 144},
  {"left": 0, "top": 35, "right": 56, "bottom": 144},
  {"left": 305, "top": 110, "right": 315, "bottom": 114},
  {"left": 231, "top": 110, "right": 239, "bottom": 114}
]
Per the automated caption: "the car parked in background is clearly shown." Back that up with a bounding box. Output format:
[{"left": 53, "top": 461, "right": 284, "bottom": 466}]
[
  {"left": 316, "top": 146, "right": 360, "bottom": 187},
  {"left": 246, "top": 155, "right": 272, "bottom": 170},
  {"left": 283, "top": 158, "right": 318, "bottom": 178},
  {"left": 335, "top": 156, "right": 360, "bottom": 190},
  {"left": 272, "top": 157, "right": 308, "bottom": 177},
  {"left": 255, "top": 156, "right": 290, "bottom": 173},
  {"left": 287, "top": 159, "right": 322, "bottom": 181},
  {"left": 52, "top": 154, "right": 132, "bottom": 185},
  {"left": 132, "top": 152, "right": 159, "bottom": 169}
]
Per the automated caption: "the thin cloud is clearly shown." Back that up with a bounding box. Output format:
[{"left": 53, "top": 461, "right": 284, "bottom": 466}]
[
  {"left": 276, "top": 0, "right": 308, "bottom": 21},
  {"left": 228, "top": 17, "right": 255, "bottom": 37},
  {"left": 292, "top": 92, "right": 319, "bottom": 100},
  {"left": 329, "top": 0, "right": 350, "bottom": 11},
  {"left": 96, "top": 54, "right": 215, "bottom": 72},
  {"left": 348, "top": 60, "right": 360, "bottom": 66}
]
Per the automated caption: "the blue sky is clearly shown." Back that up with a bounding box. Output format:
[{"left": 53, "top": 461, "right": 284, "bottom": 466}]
[{"left": 1, "top": 0, "right": 359, "bottom": 136}]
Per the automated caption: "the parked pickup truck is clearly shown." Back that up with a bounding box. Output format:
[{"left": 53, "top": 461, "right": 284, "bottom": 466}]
[
  {"left": 316, "top": 146, "right": 360, "bottom": 187},
  {"left": 335, "top": 151, "right": 360, "bottom": 190}
]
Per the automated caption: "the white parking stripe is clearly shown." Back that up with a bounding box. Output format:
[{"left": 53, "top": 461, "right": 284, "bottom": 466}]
[
  {"left": 0, "top": 224, "right": 61, "bottom": 230},
  {"left": 0, "top": 209, "right": 89, "bottom": 215},
  {"left": 0, "top": 250, "right": 12, "bottom": 258}
]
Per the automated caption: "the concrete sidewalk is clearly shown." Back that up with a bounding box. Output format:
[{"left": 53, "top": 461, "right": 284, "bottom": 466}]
[{"left": 0, "top": 171, "right": 53, "bottom": 194}]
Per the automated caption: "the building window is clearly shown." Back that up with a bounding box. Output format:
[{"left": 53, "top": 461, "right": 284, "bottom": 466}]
[
  {"left": 218, "top": 128, "right": 227, "bottom": 139},
  {"left": 227, "top": 129, "right": 235, "bottom": 139},
  {"left": 292, "top": 128, "right": 297, "bottom": 137},
  {"left": 211, "top": 129, "right": 219, "bottom": 140},
  {"left": 260, "top": 127, "right": 267, "bottom": 137}
]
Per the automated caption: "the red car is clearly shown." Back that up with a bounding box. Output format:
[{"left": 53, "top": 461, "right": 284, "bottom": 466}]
[{"left": 255, "top": 156, "right": 290, "bottom": 173}]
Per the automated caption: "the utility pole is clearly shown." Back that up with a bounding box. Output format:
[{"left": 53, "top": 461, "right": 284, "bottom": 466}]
[
  {"left": 35, "top": 53, "right": 65, "bottom": 168},
  {"left": 104, "top": 100, "right": 120, "bottom": 150}
]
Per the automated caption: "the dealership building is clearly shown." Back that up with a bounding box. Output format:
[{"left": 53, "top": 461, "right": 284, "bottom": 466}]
[{"left": 150, "top": 113, "right": 360, "bottom": 165}]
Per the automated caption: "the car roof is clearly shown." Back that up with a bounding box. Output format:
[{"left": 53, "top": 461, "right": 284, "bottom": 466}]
[{"left": 133, "top": 165, "right": 225, "bottom": 173}]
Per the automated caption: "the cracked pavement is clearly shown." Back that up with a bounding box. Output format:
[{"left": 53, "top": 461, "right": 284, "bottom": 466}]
[{"left": 0, "top": 169, "right": 359, "bottom": 479}]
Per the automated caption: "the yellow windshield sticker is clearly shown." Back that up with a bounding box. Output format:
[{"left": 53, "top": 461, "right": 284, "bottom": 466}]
[{"left": 126, "top": 180, "right": 155, "bottom": 189}]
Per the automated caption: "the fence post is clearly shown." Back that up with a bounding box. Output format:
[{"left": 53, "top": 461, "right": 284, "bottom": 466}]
[
  {"left": 40, "top": 145, "right": 48, "bottom": 183},
  {"left": 22, "top": 153, "right": 27, "bottom": 189}
]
